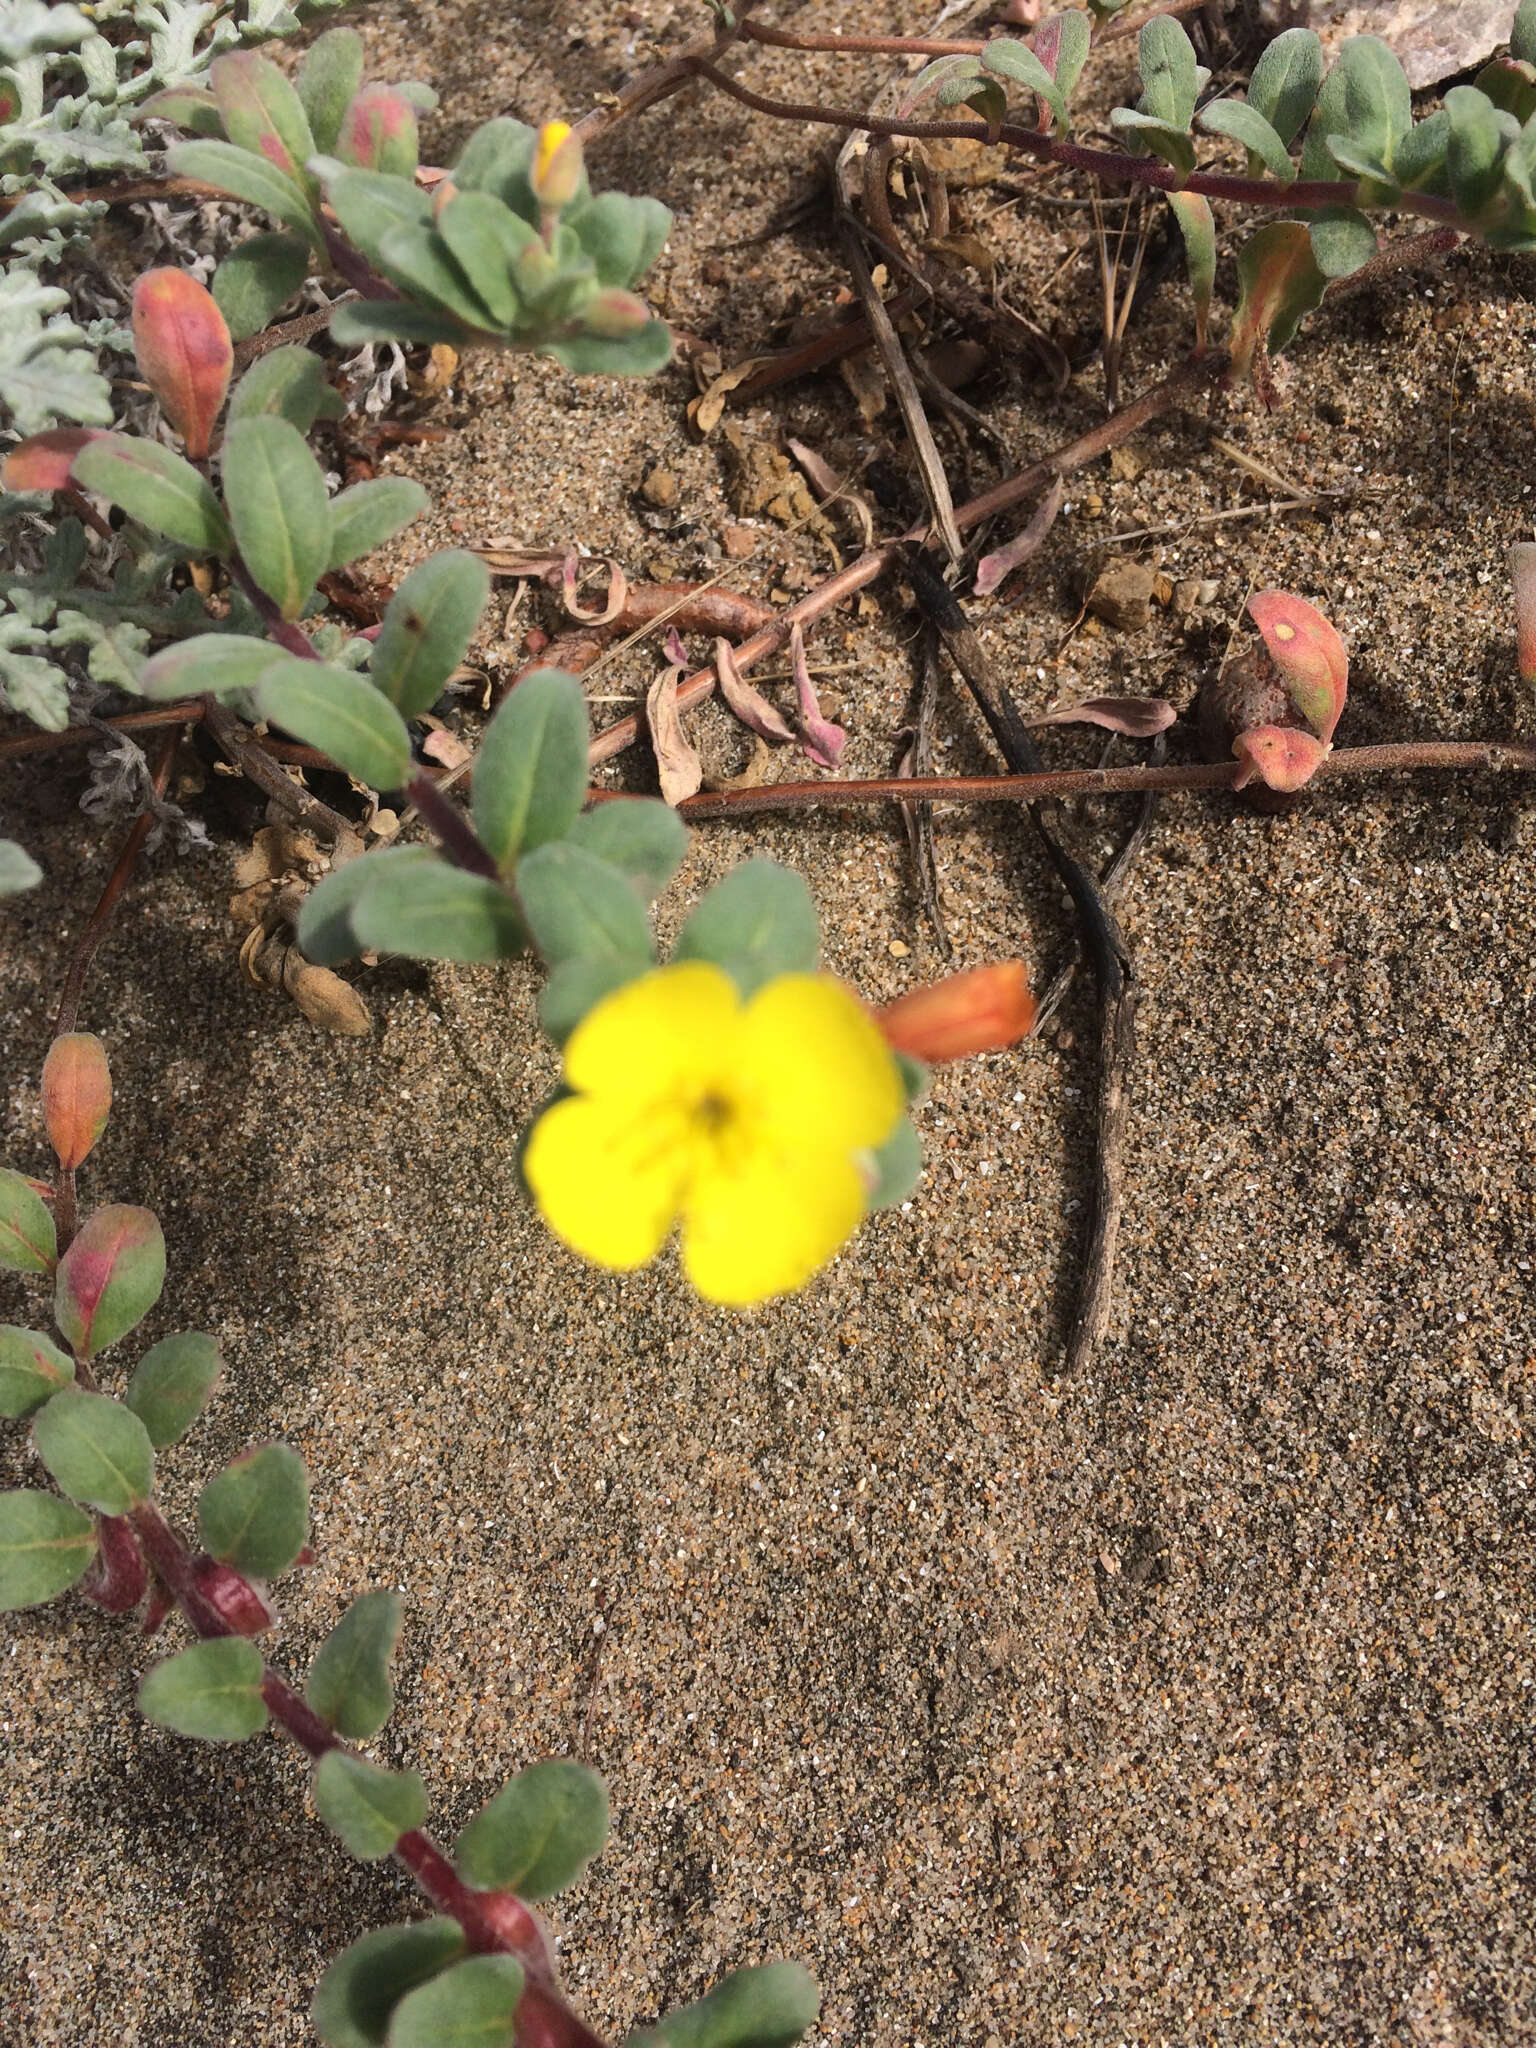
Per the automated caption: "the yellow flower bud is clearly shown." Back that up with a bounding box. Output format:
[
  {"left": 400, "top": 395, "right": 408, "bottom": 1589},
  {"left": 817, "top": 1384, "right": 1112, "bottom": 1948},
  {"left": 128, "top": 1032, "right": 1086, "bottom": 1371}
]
[{"left": 531, "top": 119, "right": 582, "bottom": 211}]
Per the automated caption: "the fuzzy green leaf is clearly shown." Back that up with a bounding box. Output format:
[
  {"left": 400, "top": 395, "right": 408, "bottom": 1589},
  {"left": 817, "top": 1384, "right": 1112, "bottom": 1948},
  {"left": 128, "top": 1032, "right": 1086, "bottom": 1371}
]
[
  {"left": 349, "top": 863, "right": 525, "bottom": 964},
  {"left": 1301, "top": 34, "right": 1411, "bottom": 184},
  {"left": 295, "top": 845, "right": 439, "bottom": 965},
  {"left": 297, "top": 27, "right": 365, "bottom": 156},
  {"left": 1391, "top": 108, "right": 1451, "bottom": 194},
  {"left": 374, "top": 222, "right": 498, "bottom": 331},
  {"left": 628, "top": 1963, "right": 821, "bottom": 2048},
  {"left": 315, "top": 164, "right": 432, "bottom": 267},
  {"left": 0, "top": 1326, "right": 74, "bottom": 1419},
  {"left": 227, "top": 345, "right": 330, "bottom": 434},
  {"left": 979, "top": 38, "right": 1068, "bottom": 130},
  {"left": 306, "top": 1589, "right": 403, "bottom": 1739},
  {"left": 537, "top": 955, "right": 644, "bottom": 1046},
  {"left": 198, "top": 1442, "right": 309, "bottom": 1577},
  {"left": 70, "top": 433, "right": 232, "bottom": 554},
  {"left": 138, "top": 1637, "right": 269, "bottom": 1741},
  {"left": 326, "top": 477, "right": 428, "bottom": 571},
  {"left": 54, "top": 1203, "right": 165, "bottom": 1357},
  {"left": 672, "top": 859, "right": 818, "bottom": 998},
  {"left": 0, "top": 1490, "right": 97, "bottom": 1612},
  {"left": 210, "top": 50, "right": 317, "bottom": 196},
  {"left": 433, "top": 191, "right": 539, "bottom": 328},
  {"left": 0, "top": 841, "right": 42, "bottom": 894},
  {"left": 0, "top": 1167, "right": 56, "bottom": 1274},
  {"left": 515, "top": 842, "right": 654, "bottom": 971},
  {"left": 387, "top": 1956, "right": 524, "bottom": 2048},
  {"left": 565, "top": 799, "right": 687, "bottom": 903},
  {"left": 1247, "top": 27, "right": 1324, "bottom": 148},
  {"left": 33, "top": 1389, "right": 154, "bottom": 1514},
  {"left": 135, "top": 633, "right": 284, "bottom": 701},
  {"left": 454, "top": 1759, "right": 609, "bottom": 1898},
  {"left": 253, "top": 656, "right": 413, "bottom": 790},
  {"left": 126, "top": 1332, "right": 223, "bottom": 1448},
  {"left": 327, "top": 300, "right": 470, "bottom": 350},
  {"left": 370, "top": 550, "right": 489, "bottom": 717},
  {"left": 313, "top": 1751, "right": 428, "bottom": 1861},
  {"left": 212, "top": 232, "right": 311, "bottom": 342},
  {"left": 312, "top": 1920, "right": 466, "bottom": 2048},
  {"left": 1136, "top": 14, "right": 1201, "bottom": 129},
  {"left": 1166, "top": 190, "right": 1216, "bottom": 345},
  {"left": 1444, "top": 85, "right": 1509, "bottom": 218},
  {"left": 1107, "top": 107, "right": 1196, "bottom": 176},
  {"left": 1309, "top": 205, "right": 1377, "bottom": 279},
  {"left": 568, "top": 191, "right": 672, "bottom": 287},
  {"left": 222, "top": 415, "right": 332, "bottom": 619},
  {"left": 168, "top": 139, "right": 322, "bottom": 243},
  {"left": 1198, "top": 99, "right": 1295, "bottom": 181},
  {"left": 865, "top": 1118, "right": 922, "bottom": 1211},
  {"left": 545, "top": 320, "right": 673, "bottom": 378},
  {"left": 472, "top": 668, "right": 589, "bottom": 872}
]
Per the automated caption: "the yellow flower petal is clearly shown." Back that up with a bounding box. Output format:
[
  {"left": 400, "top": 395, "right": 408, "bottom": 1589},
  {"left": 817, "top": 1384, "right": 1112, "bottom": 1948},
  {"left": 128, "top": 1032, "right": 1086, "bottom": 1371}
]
[
  {"left": 524, "top": 1093, "right": 688, "bottom": 1271},
  {"left": 739, "top": 974, "right": 903, "bottom": 1151},
  {"left": 681, "top": 1140, "right": 867, "bottom": 1306},
  {"left": 563, "top": 962, "right": 742, "bottom": 1107}
]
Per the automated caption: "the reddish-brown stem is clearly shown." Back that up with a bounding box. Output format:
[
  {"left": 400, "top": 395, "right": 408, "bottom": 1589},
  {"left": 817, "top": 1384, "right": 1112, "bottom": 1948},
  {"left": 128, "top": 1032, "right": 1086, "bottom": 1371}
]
[
  {"left": 405, "top": 771, "right": 500, "bottom": 877},
  {"left": 589, "top": 351, "right": 1224, "bottom": 764},
  {"left": 663, "top": 739, "right": 1536, "bottom": 821},
  {"left": 0, "top": 704, "right": 207, "bottom": 762},
  {"left": 740, "top": 19, "right": 988, "bottom": 56},
  {"left": 229, "top": 557, "right": 318, "bottom": 660},
  {"left": 686, "top": 62, "right": 1464, "bottom": 227}
]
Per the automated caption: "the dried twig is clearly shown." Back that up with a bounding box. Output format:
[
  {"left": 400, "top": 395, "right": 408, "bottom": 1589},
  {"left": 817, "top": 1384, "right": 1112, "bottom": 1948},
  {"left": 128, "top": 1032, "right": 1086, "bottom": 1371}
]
[{"left": 901, "top": 629, "right": 950, "bottom": 957}]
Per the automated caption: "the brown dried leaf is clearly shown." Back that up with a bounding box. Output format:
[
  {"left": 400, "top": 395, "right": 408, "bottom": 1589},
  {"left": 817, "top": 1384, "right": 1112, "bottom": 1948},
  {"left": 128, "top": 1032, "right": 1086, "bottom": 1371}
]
[
  {"left": 715, "top": 637, "right": 795, "bottom": 744},
  {"left": 282, "top": 954, "right": 372, "bottom": 1035},
  {"left": 1027, "top": 696, "right": 1177, "bottom": 738},
  {"left": 688, "top": 355, "right": 771, "bottom": 437},
  {"left": 645, "top": 663, "right": 703, "bottom": 806}
]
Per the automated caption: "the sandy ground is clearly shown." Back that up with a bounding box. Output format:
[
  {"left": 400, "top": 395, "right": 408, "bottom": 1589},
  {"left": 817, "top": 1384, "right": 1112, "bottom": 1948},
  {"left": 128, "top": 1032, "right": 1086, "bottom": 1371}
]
[{"left": 2, "top": 2, "right": 1534, "bottom": 2044}]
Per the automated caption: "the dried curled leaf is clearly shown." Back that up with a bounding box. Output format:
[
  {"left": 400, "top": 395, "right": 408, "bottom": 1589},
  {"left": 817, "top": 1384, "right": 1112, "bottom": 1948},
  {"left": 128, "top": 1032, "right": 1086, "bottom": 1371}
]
[
  {"left": 715, "top": 637, "right": 794, "bottom": 744},
  {"left": 645, "top": 663, "right": 702, "bottom": 806},
  {"left": 789, "top": 623, "right": 846, "bottom": 770},
  {"left": 1028, "top": 696, "right": 1176, "bottom": 738}
]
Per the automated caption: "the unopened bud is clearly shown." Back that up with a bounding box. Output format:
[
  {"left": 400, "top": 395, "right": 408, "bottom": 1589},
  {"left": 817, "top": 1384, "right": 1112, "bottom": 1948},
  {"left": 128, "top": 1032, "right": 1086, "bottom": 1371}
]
[
  {"left": 189, "top": 1554, "right": 277, "bottom": 1636},
  {"left": 582, "top": 287, "right": 651, "bottom": 338},
  {"left": 877, "top": 961, "right": 1036, "bottom": 1064},
  {"left": 531, "top": 119, "right": 583, "bottom": 212}
]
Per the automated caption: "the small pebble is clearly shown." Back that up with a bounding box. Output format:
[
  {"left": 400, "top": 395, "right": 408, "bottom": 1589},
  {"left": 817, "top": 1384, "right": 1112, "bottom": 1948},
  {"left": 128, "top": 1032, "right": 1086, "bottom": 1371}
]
[
  {"left": 641, "top": 467, "right": 679, "bottom": 510},
  {"left": 888, "top": 940, "right": 910, "bottom": 958}
]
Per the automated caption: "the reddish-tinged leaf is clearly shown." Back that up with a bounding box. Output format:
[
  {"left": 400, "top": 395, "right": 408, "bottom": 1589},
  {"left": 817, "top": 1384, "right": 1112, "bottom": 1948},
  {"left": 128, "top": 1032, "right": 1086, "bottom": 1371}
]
[
  {"left": 80, "top": 1515, "right": 149, "bottom": 1614},
  {"left": 0, "top": 1169, "right": 56, "bottom": 1275},
  {"left": 645, "top": 663, "right": 702, "bottom": 806},
  {"left": 790, "top": 623, "right": 845, "bottom": 769},
  {"left": 1231, "top": 724, "right": 1330, "bottom": 794},
  {"left": 54, "top": 1204, "right": 166, "bottom": 1359},
  {"left": 878, "top": 961, "right": 1036, "bottom": 1063},
  {"left": 1, "top": 428, "right": 108, "bottom": 494},
  {"left": 1229, "top": 222, "right": 1326, "bottom": 386},
  {"left": 41, "top": 1033, "right": 112, "bottom": 1171},
  {"left": 973, "top": 474, "right": 1065, "bottom": 597},
  {"left": 132, "top": 270, "right": 233, "bottom": 459},
  {"left": 336, "top": 84, "right": 419, "bottom": 177},
  {"left": 715, "top": 636, "right": 794, "bottom": 743},
  {"left": 1247, "top": 589, "right": 1348, "bottom": 740},
  {"left": 1027, "top": 695, "right": 1176, "bottom": 738},
  {"left": 1510, "top": 542, "right": 1536, "bottom": 685}
]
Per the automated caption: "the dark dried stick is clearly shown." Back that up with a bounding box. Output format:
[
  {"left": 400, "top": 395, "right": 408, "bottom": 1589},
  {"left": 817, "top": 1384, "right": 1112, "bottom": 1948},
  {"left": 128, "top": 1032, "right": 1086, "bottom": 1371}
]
[
  {"left": 901, "top": 628, "right": 951, "bottom": 958},
  {"left": 904, "top": 550, "right": 1135, "bottom": 1377},
  {"left": 201, "top": 698, "right": 358, "bottom": 848}
]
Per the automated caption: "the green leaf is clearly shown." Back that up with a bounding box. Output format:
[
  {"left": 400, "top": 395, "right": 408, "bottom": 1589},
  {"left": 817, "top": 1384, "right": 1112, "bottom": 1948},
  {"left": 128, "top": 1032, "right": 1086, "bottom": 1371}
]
[
  {"left": 33, "top": 1389, "right": 154, "bottom": 1514},
  {"left": 979, "top": 38, "right": 1068, "bottom": 131},
  {"left": 454, "top": 1758, "right": 609, "bottom": 1897},
  {"left": 296, "top": 845, "right": 440, "bottom": 964},
  {"left": 70, "top": 434, "right": 232, "bottom": 554},
  {"left": 253, "top": 655, "right": 412, "bottom": 790},
  {"left": 198, "top": 1442, "right": 309, "bottom": 1577},
  {"left": 1137, "top": 14, "right": 1200, "bottom": 129},
  {"left": 537, "top": 955, "right": 645, "bottom": 1045},
  {"left": 327, "top": 300, "right": 470, "bottom": 350},
  {"left": 349, "top": 863, "right": 525, "bottom": 964},
  {"left": 515, "top": 841, "right": 654, "bottom": 972},
  {"left": 672, "top": 859, "right": 818, "bottom": 998},
  {"left": 565, "top": 799, "right": 687, "bottom": 903},
  {"left": 212, "top": 232, "right": 311, "bottom": 343},
  {"left": 312, "top": 1920, "right": 467, "bottom": 2048},
  {"left": 472, "top": 669, "right": 589, "bottom": 872},
  {"left": 1445, "top": 85, "right": 1508, "bottom": 218},
  {"left": 374, "top": 222, "right": 498, "bottom": 331},
  {"left": 1308, "top": 205, "right": 1377, "bottom": 279},
  {"left": 135, "top": 633, "right": 283, "bottom": 701},
  {"left": 370, "top": 550, "right": 489, "bottom": 717},
  {"left": 297, "top": 27, "right": 365, "bottom": 156},
  {"left": 317, "top": 164, "right": 433, "bottom": 266},
  {"left": 0, "top": 1490, "right": 97, "bottom": 1611},
  {"left": 306, "top": 1588, "right": 404, "bottom": 1739},
  {"left": 1301, "top": 34, "right": 1411, "bottom": 184},
  {"left": 1034, "top": 10, "right": 1091, "bottom": 109},
  {"left": 1198, "top": 99, "right": 1295, "bottom": 181},
  {"left": 865, "top": 1118, "right": 922, "bottom": 1211},
  {"left": 387, "top": 1957, "right": 524, "bottom": 2048},
  {"left": 1247, "top": 27, "right": 1324, "bottom": 148},
  {"left": 222, "top": 415, "right": 333, "bottom": 620},
  {"left": 628, "top": 1962, "right": 821, "bottom": 2048},
  {"left": 1228, "top": 220, "right": 1326, "bottom": 383},
  {"left": 138, "top": 1637, "right": 269, "bottom": 1741},
  {"left": 1390, "top": 108, "right": 1451, "bottom": 194},
  {"left": 1107, "top": 107, "right": 1195, "bottom": 177},
  {"left": 1324, "top": 134, "right": 1396, "bottom": 188},
  {"left": 54, "top": 1203, "right": 165, "bottom": 1357},
  {"left": 313, "top": 1751, "right": 428, "bottom": 1861},
  {"left": 0, "top": 840, "right": 42, "bottom": 894},
  {"left": 210, "top": 50, "right": 317, "bottom": 197},
  {"left": 168, "top": 139, "right": 322, "bottom": 244},
  {"left": 545, "top": 321, "right": 674, "bottom": 377},
  {"left": 327, "top": 477, "right": 428, "bottom": 572},
  {"left": 568, "top": 191, "right": 672, "bottom": 288},
  {"left": 125, "top": 1332, "right": 223, "bottom": 1448},
  {"left": 227, "top": 345, "right": 330, "bottom": 435},
  {"left": 1166, "top": 191, "right": 1215, "bottom": 345},
  {"left": 1516, "top": 1, "right": 1536, "bottom": 67},
  {"left": 0, "top": 1167, "right": 56, "bottom": 1274},
  {"left": 433, "top": 192, "right": 538, "bottom": 328},
  {"left": 0, "top": 1325, "right": 74, "bottom": 1418}
]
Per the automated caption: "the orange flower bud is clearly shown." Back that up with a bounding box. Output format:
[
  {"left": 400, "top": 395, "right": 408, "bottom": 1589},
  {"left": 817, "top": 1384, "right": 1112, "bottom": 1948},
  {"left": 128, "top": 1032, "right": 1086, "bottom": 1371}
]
[
  {"left": 41, "top": 1032, "right": 112, "bottom": 1171},
  {"left": 877, "top": 961, "right": 1036, "bottom": 1064},
  {"left": 531, "top": 119, "right": 582, "bottom": 211}
]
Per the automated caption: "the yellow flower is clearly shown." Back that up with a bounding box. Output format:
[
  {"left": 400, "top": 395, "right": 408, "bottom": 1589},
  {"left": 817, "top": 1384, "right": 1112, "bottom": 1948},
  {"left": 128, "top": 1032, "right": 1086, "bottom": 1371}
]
[
  {"left": 531, "top": 120, "right": 581, "bottom": 210},
  {"left": 524, "top": 962, "right": 904, "bottom": 1306}
]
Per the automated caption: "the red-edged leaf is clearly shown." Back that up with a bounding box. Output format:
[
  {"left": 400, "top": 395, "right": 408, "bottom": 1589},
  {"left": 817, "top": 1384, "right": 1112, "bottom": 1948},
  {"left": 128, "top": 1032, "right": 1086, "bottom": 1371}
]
[
  {"left": 878, "top": 961, "right": 1037, "bottom": 1063},
  {"left": 1, "top": 428, "right": 109, "bottom": 494},
  {"left": 1247, "top": 589, "right": 1348, "bottom": 740},
  {"left": 41, "top": 1033, "right": 112, "bottom": 1172},
  {"left": 132, "top": 270, "right": 233, "bottom": 459},
  {"left": 1231, "top": 724, "right": 1330, "bottom": 794},
  {"left": 54, "top": 1205, "right": 166, "bottom": 1359},
  {"left": 336, "top": 84, "right": 419, "bottom": 177}
]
